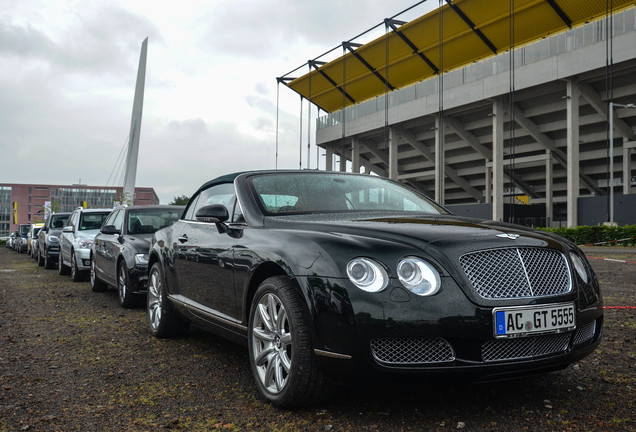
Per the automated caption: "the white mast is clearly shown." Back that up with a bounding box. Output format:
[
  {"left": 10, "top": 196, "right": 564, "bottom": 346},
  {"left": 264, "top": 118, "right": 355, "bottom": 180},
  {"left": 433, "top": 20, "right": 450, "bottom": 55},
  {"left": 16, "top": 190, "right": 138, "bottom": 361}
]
[{"left": 122, "top": 37, "right": 148, "bottom": 203}]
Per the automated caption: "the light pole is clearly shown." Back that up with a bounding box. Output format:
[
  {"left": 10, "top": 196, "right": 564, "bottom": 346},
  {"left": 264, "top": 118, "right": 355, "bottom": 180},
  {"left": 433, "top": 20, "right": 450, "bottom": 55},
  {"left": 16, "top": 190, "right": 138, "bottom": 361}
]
[{"left": 608, "top": 102, "right": 636, "bottom": 224}]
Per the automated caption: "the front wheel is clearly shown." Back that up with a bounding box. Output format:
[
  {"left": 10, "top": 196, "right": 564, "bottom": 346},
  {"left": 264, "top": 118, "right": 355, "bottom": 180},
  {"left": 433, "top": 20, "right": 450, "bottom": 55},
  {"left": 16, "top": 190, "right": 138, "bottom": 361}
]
[
  {"left": 58, "top": 252, "right": 70, "bottom": 275},
  {"left": 118, "top": 261, "right": 138, "bottom": 308},
  {"left": 248, "top": 276, "right": 333, "bottom": 408},
  {"left": 147, "top": 262, "right": 189, "bottom": 338},
  {"left": 90, "top": 256, "right": 107, "bottom": 292}
]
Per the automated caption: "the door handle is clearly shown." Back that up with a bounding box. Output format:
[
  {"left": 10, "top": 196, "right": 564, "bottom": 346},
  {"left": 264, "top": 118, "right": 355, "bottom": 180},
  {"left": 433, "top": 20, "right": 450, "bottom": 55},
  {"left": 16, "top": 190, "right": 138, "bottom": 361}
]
[{"left": 178, "top": 234, "right": 189, "bottom": 243}]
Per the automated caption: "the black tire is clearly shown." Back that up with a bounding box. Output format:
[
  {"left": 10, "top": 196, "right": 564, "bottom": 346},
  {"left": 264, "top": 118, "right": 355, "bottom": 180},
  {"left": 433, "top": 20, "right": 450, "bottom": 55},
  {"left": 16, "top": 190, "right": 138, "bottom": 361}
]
[
  {"left": 58, "top": 252, "right": 70, "bottom": 275},
  {"left": 147, "top": 262, "right": 189, "bottom": 338},
  {"left": 37, "top": 248, "right": 44, "bottom": 267},
  {"left": 70, "top": 251, "right": 84, "bottom": 282},
  {"left": 248, "top": 276, "right": 334, "bottom": 408},
  {"left": 44, "top": 250, "right": 54, "bottom": 269},
  {"left": 118, "top": 260, "right": 138, "bottom": 308},
  {"left": 90, "top": 256, "right": 108, "bottom": 292}
]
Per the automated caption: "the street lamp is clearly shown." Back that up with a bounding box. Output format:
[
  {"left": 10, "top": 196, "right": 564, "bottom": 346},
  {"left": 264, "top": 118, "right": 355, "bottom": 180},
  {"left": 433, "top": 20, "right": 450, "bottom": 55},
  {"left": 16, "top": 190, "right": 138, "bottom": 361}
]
[{"left": 608, "top": 102, "right": 636, "bottom": 224}]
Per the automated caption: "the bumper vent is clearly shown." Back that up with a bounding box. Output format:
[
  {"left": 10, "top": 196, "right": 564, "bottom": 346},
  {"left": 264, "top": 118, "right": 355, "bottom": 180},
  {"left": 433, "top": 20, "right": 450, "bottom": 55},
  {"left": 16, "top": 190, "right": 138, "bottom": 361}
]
[
  {"left": 460, "top": 248, "right": 571, "bottom": 299},
  {"left": 371, "top": 337, "right": 455, "bottom": 366},
  {"left": 573, "top": 320, "right": 597, "bottom": 347},
  {"left": 482, "top": 332, "right": 571, "bottom": 362}
]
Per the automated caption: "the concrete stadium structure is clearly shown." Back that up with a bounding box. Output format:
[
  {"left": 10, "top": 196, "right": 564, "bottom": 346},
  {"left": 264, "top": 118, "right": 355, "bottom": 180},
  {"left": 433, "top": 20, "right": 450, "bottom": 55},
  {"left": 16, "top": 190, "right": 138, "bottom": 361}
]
[{"left": 286, "top": 4, "right": 636, "bottom": 227}]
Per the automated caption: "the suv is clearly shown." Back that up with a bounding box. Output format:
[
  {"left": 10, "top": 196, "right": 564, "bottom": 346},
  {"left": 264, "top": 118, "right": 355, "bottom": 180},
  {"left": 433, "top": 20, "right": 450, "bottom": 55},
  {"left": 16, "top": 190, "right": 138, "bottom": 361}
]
[
  {"left": 59, "top": 207, "right": 111, "bottom": 282},
  {"left": 17, "top": 224, "right": 30, "bottom": 253},
  {"left": 37, "top": 212, "right": 72, "bottom": 269}
]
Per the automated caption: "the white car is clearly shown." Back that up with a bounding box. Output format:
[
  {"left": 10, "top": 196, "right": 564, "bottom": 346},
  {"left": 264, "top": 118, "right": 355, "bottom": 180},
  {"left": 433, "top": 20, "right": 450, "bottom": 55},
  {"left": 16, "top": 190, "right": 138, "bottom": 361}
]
[
  {"left": 59, "top": 207, "right": 111, "bottom": 282},
  {"left": 28, "top": 223, "right": 44, "bottom": 258}
]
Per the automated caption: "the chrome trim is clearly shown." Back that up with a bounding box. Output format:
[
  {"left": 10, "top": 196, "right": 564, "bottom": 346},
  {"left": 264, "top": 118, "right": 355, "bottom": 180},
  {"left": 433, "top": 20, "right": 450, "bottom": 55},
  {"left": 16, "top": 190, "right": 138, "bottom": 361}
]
[
  {"left": 314, "top": 349, "right": 352, "bottom": 360},
  {"left": 168, "top": 294, "right": 247, "bottom": 331}
]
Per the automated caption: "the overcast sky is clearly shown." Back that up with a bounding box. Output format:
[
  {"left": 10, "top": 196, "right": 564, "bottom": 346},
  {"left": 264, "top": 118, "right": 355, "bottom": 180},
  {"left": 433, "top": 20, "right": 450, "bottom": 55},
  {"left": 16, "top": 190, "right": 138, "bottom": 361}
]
[{"left": 1, "top": 0, "right": 437, "bottom": 203}]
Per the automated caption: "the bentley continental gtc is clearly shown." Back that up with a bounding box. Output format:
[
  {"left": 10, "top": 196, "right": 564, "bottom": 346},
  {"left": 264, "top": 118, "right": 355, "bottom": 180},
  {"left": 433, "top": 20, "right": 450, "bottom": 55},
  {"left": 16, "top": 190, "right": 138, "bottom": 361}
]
[{"left": 147, "top": 170, "right": 603, "bottom": 407}]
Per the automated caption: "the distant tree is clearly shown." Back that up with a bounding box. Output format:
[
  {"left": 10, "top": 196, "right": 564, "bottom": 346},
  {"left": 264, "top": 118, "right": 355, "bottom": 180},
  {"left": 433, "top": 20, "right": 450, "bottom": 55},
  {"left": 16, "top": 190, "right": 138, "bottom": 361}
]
[{"left": 169, "top": 195, "right": 190, "bottom": 206}]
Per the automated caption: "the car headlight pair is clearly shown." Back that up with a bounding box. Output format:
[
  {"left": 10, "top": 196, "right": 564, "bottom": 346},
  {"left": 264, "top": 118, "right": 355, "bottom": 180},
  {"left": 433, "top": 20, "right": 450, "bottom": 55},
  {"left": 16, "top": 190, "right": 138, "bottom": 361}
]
[{"left": 346, "top": 256, "right": 441, "bottom": 296}]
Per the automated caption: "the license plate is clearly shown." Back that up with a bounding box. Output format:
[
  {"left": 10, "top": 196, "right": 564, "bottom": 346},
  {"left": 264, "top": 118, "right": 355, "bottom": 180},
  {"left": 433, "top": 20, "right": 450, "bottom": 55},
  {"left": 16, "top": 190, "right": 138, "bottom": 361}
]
[{"left": 493, "top": 303, "right": 576, "bottom": 338}]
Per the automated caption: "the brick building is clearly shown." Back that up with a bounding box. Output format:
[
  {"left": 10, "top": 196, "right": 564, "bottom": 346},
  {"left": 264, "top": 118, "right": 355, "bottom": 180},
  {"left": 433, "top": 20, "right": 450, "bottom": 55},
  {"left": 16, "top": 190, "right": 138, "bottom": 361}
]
[{"left": 0, "top": 183, "right": 159, "bottom": 236}]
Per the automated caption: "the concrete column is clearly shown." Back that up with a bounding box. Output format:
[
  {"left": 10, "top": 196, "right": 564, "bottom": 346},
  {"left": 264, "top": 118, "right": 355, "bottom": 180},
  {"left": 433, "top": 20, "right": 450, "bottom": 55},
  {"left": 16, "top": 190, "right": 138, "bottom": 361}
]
[
  {"left": 388, "top": 127, "right": 398, "bottom": 180},
  {"left": 492, "top": 98, "right": 504, "bottom": 222},
  {"left": 325, "top": 145, "right": 334, "bottom": 171},
  {"left": 545, "top": 150, "right": 553, "bottom": 227},
  {"left": 485, "top": 166, "right": 492, "bottom": 204},
  {"left": 623, "top": 139, "right": 635, "bottom": 195},
  {"left": 339, "top": 152, "right": 347, "bottom": 172},
  {"left": 435, "top": 115, "right": 445, "bottom": 204},
  {"left": 351, "top": 137, "right": 361, "bottom": 173},
  {"left": 566, "top": 80, "right": 580, "bottom": 227}
]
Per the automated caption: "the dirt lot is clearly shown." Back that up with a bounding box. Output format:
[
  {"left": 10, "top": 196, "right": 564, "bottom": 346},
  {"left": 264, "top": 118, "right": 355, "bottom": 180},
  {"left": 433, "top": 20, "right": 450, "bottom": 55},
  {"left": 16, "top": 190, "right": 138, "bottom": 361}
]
[{"left": 0, "top": 246, "right": 634, "bottom": 432}]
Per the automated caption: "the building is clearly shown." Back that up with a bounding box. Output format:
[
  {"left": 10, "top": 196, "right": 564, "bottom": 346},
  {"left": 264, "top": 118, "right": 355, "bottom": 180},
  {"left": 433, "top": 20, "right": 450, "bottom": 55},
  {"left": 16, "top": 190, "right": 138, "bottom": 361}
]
[
  {"left": 0, "top": 183, "right": 159, "bottom": 236},
  {"left": 281, "top": 1, "right": 636, "bottom": 227}
]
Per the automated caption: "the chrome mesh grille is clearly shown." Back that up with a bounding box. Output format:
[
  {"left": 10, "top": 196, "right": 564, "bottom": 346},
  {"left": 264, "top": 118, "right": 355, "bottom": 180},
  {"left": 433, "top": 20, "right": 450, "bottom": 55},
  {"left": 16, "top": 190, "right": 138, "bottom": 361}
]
[
  {"left": 482, "top": 332, "right": 571, "bottom": 362},
  {"left": 460, "top": 248, "right": 571, "bottom": 299},
  {"left": 371, "top": 337, "right": 455, "bottom": 365},
  {"left": 573, "top": 320, "right": 597, "bottom": 347}
]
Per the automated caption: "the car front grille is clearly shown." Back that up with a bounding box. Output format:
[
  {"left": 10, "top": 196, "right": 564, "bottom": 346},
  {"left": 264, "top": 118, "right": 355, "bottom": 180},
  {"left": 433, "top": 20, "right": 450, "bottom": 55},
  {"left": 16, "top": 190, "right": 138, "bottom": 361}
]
[
  {"left": 459, "top": 248, "right": 571, "bottom": 299},
  {"left": 481, "top": 332, "right": 571, "bottom": 362},
  {"left": 371, "top": 337, "right": 455, "bottom": 366}
]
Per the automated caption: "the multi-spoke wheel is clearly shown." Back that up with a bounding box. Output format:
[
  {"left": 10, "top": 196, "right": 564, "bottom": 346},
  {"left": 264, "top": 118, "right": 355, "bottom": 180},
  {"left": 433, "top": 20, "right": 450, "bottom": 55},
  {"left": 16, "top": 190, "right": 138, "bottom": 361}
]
[
  {"left": 58, "top": 252, "right": 70, "bottom": 275},
  {"left": 118, "top": 261, "right": 138, "bottom": 308},
  {"left": 90, "top": 256, "right": 107, "bottom": 292},
  {"left": 147, "top": 262, "right": 188, "bottom": 338},
  {"left": 70, "top": 251, "right": 84, "bottom": 282},
  {"left": 248, "top": 276, "right": 332, "bottom": 408}
]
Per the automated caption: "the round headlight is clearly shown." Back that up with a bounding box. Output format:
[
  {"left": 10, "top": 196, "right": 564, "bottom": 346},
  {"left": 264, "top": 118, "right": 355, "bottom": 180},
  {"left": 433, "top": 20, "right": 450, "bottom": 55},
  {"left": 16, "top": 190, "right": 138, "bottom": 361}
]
[
  {"left": 346, "top": 258, "right": 388, "bottom": 293},
  {"left": 397, "top": 257, "right": 441, "bottom": 296},
  {"left": 569, "top": 252, "right": 589, "bottom": 284}
]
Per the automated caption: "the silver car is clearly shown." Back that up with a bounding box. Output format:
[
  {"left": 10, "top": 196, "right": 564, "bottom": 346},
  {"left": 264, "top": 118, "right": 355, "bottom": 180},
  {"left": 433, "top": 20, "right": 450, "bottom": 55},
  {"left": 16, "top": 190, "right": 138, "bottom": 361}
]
[{"left": 59, "top": 207, "right": 111, "bottom": 282}]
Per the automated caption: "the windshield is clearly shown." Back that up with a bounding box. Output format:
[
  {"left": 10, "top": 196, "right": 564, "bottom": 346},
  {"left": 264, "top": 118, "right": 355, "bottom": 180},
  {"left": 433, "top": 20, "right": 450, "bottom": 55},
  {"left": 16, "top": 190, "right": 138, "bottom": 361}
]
[
  {"left": 249, "top": 173, "right": 448, "bottom": 216},
  {"left": 79, "top": 212, "right": 110, "bottom": 231},
  {"left": 127, "top": 209, "right": 182, "bottom": 234},
  {"left": 51, "top": 214, "right": 69, "bottom": 229}
]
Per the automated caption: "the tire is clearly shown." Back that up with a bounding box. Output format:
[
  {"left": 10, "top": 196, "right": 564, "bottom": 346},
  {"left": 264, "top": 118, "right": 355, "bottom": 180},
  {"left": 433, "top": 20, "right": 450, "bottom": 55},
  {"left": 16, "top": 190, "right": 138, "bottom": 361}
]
[
  {"left": 118, "top": 260, "right": 137, "bottom": 308},
  {"left": 147, "top": 262, "right": 189, "bottom": 338},
  {"left": 44, "top": 249, "right": 54, "bottom": 269},
  {"left": 248, "top": 276, "right": 333, "bottom": 408},
  {"left": 90, "top": 256, "right": 108, "bottom": 292},
  {"left": 70, "top": 251, "right": 84, "bottom": 282},
  {"left": 58, "top": 252, "right": 70, "bottom": 275},
  {"left": 37, "top": 248, "right": 44, "bottom": 267}
]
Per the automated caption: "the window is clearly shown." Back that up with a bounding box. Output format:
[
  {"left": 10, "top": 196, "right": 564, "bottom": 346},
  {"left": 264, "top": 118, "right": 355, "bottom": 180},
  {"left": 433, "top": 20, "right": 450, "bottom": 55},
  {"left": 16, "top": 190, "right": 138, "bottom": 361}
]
[{"left": 186, "top": 183, "right": 235, "bottom": 221}]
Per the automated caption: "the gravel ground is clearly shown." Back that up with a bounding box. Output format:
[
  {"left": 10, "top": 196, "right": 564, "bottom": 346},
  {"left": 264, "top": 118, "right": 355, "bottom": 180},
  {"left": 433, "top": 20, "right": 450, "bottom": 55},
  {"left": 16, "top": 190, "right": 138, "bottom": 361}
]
[{"left": 0, "top": 246, "right": 634, "bottom": 432}]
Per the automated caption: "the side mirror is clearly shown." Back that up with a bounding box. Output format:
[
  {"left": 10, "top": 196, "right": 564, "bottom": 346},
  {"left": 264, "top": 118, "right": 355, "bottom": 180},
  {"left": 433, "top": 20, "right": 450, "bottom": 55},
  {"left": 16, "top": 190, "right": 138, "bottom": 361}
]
[
  {"left": 62, "top": 226, "right": 73, "bottom": 233},
  {"left": 195, "top": 205, "right": 229, "bottom": 224},
  {"left": 100, "top": 225, "right": 121, "bottom": 236}
]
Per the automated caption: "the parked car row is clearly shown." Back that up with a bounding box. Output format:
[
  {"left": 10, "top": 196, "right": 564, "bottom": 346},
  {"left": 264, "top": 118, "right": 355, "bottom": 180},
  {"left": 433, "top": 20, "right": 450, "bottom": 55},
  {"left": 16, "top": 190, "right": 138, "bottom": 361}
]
[
  {"left": 6, "top": 170, "right": 605, "bottom": 408},
  {"left": 9, "top": 204, "right": 183, "bottom": 308}
]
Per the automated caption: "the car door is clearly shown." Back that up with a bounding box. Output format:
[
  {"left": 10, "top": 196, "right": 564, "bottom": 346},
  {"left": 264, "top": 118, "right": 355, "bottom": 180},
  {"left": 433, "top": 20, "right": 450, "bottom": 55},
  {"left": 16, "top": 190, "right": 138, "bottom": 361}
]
[
  {"left": 60, "top": 211, "right": 79, "bottom": 265},
  {"left": 173, "top": 183, "right": 239, "bottom": 322},
  {"left": 94, "top": 209, "right": 123, "bottom": 286}
]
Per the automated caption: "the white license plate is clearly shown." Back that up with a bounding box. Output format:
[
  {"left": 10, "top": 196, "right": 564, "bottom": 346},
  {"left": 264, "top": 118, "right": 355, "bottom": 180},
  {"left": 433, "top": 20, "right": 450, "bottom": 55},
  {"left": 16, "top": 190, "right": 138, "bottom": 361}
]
[{"left": 493, "top": 303, "right": 576, "bottom": 338}]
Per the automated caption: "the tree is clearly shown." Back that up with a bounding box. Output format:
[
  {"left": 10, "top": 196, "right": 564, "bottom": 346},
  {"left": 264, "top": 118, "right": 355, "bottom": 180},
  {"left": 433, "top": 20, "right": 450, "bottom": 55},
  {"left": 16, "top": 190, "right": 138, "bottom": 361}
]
[{"left": 169, "top": 195, "right": 190, "bottom": 206}]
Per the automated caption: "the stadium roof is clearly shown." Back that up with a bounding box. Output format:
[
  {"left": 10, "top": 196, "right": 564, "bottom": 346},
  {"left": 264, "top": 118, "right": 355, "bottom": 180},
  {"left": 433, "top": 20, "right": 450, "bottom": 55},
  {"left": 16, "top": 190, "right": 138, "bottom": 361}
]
[{"left": 280, "top": 0, "right": 634, "bottom": 113}]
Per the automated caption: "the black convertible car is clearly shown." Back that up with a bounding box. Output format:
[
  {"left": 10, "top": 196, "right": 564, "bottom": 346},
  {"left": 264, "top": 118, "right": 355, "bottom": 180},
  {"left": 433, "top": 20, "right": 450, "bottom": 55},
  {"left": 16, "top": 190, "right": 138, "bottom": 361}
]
[{"left": 147, "top": 170, "right": 603, "bottom": 407}]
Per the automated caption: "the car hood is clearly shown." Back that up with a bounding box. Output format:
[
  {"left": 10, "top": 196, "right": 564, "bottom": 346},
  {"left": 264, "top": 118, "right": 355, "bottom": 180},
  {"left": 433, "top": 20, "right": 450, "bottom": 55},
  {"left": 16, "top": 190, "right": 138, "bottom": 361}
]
[
  {"left": 267, "top": 212, "right": 571, "bottom": 257},
  {"left": 75, "top": 229, "right": 101, "bottom": 241}
]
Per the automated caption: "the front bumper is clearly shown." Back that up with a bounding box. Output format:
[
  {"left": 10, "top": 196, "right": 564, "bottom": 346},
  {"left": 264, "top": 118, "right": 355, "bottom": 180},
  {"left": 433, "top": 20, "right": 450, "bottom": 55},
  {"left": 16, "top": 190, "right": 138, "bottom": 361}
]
[
  {"left": 128, "top": 264, "right": 149, "bottom": 294},
  {"left": 298, "top": 275, "right": 603, "bottom": 381},
  {"left": 74, "top": 247, "right": 92, "bottom": 270}
]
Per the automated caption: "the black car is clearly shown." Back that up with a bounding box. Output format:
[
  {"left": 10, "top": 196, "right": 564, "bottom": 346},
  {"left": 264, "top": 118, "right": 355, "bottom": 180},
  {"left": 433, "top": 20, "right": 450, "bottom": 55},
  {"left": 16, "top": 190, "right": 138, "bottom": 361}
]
[
  {"left": 37, "top": 212, "right": 72, "bottom": 269},
  {"left": 90, "top": 205, "right": 183, "bottom": 307},
  {"left": 147, "top": 170, "right": 603, "bottom": 408}
]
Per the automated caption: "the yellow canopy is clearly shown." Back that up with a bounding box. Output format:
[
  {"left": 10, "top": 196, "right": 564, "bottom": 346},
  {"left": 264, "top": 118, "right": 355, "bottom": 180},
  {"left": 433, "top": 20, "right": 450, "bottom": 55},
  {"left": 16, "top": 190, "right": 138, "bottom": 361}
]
[{"left": 282, "top": 0, "right": 633, "bottom": 113}]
